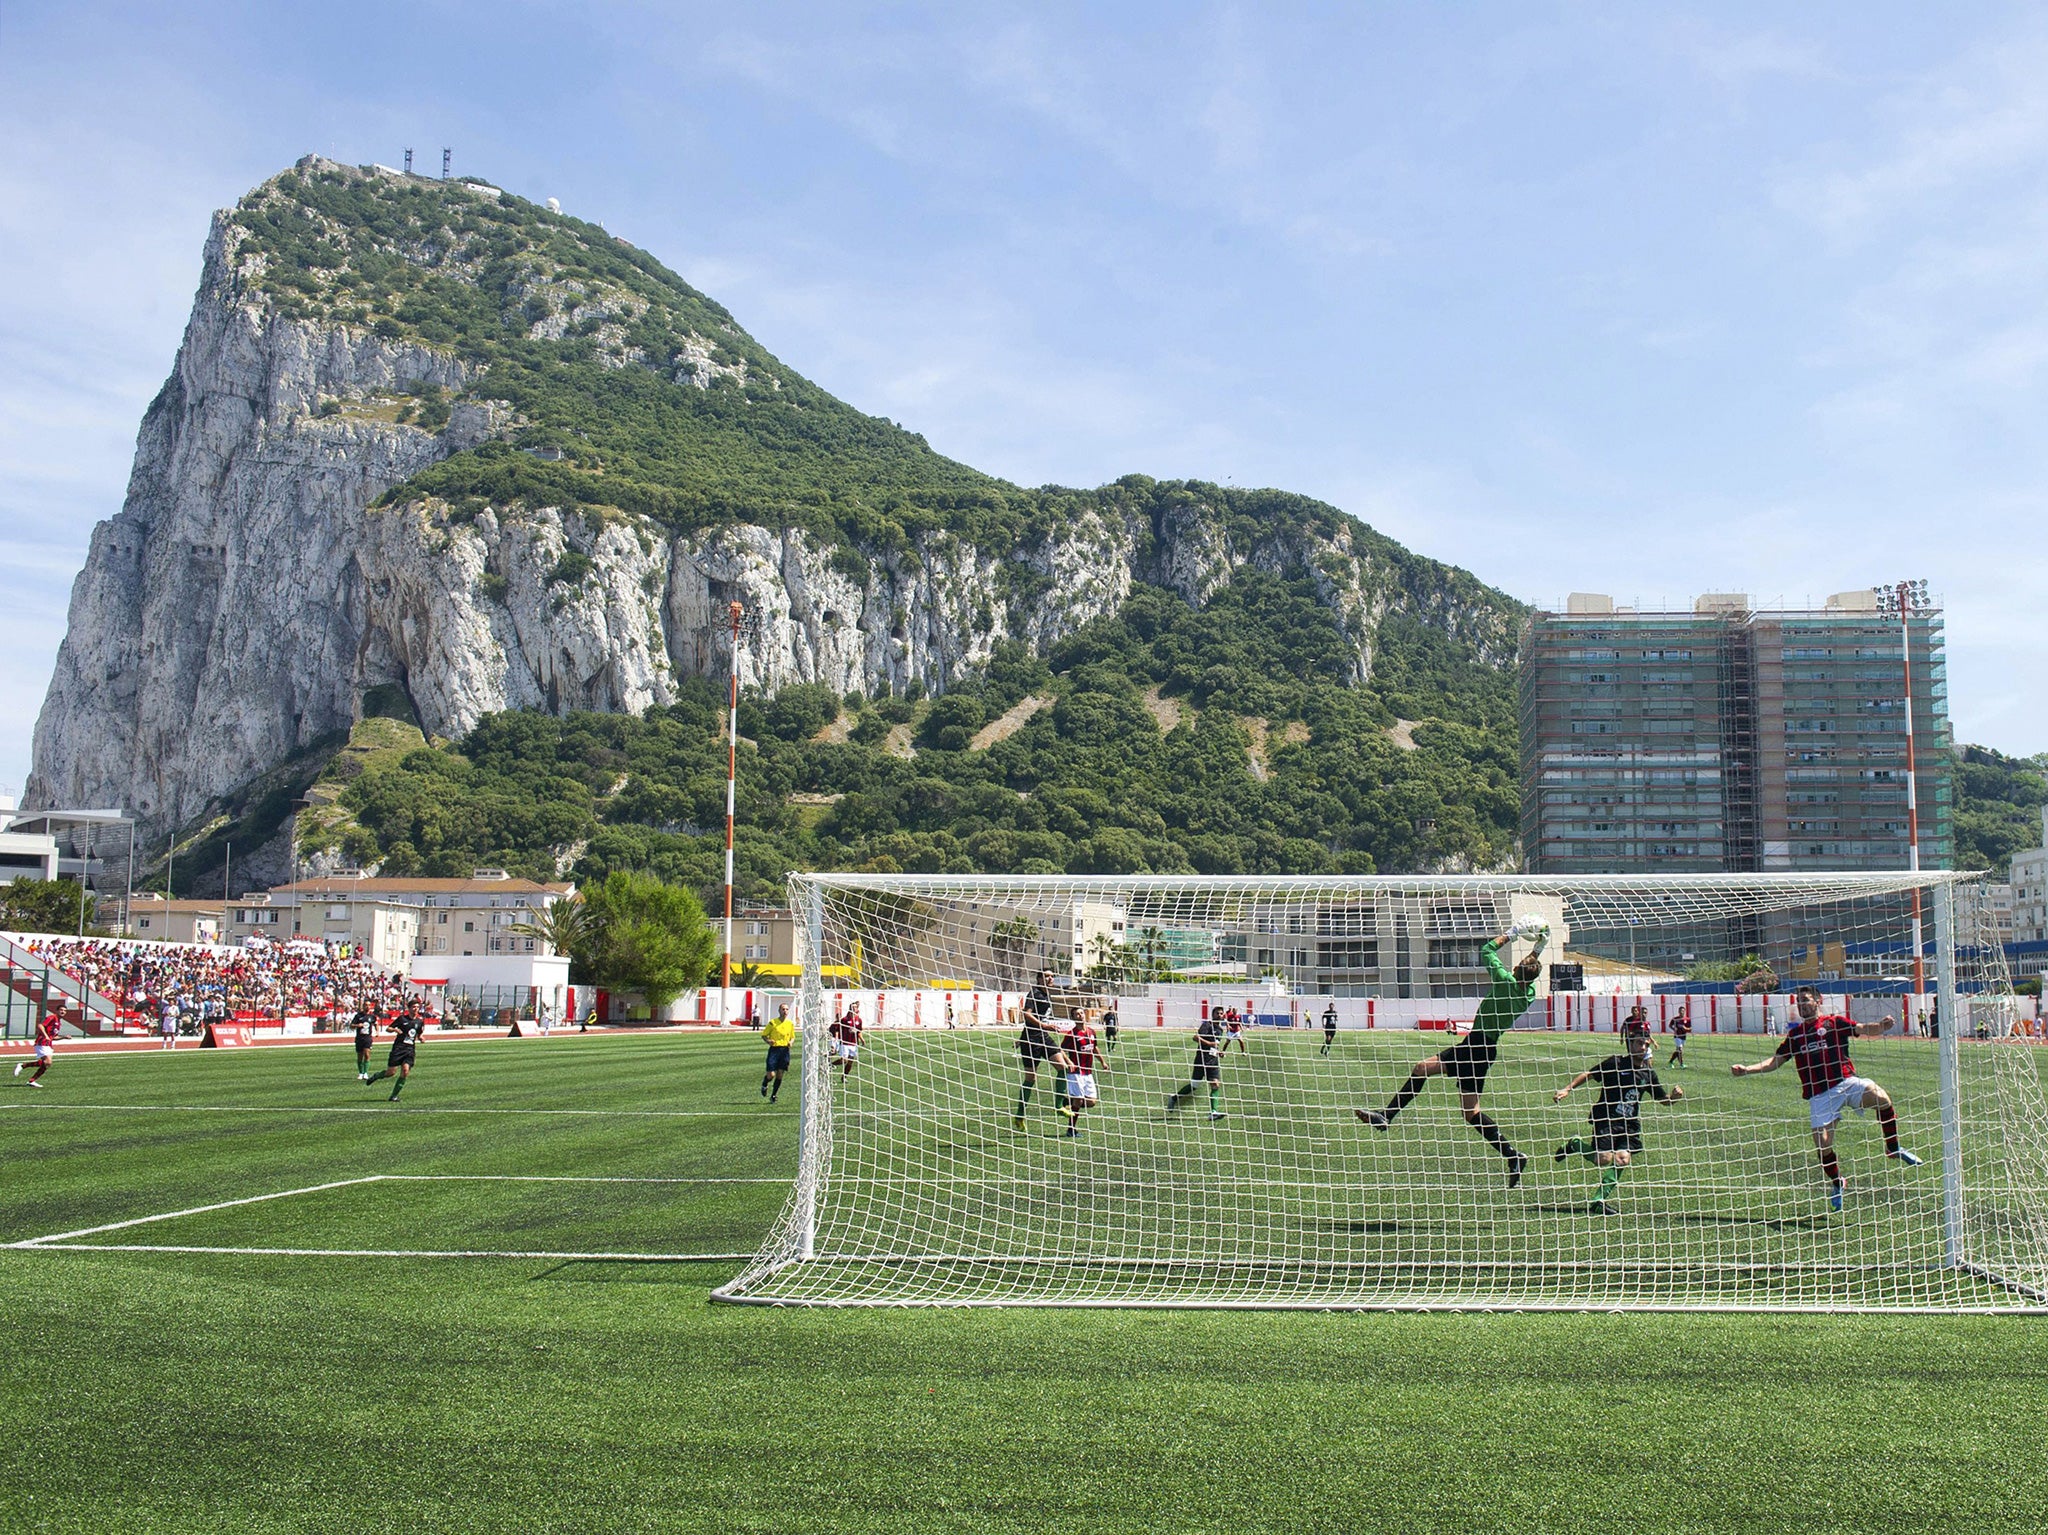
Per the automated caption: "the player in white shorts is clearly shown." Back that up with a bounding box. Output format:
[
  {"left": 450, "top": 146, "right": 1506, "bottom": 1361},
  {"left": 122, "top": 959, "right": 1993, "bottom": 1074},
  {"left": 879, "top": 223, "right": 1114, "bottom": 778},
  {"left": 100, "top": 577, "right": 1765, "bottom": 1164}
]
[
  {"left": 829, "top": 1002, "right": 863, "bottom": 1075},
  {"left": 1059, "top": 1014, "right": 1102, "bottom": 1138},
  {"left": 1732, "top": 985, "right": 1920, "bottom": 1211}
]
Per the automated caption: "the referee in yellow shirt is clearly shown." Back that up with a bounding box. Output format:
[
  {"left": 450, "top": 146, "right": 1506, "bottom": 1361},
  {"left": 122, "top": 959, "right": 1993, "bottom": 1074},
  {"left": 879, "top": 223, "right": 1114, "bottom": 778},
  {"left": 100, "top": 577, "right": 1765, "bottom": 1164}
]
[{"left": 760, "top": 1003, "right": 797, "bottom": 1102}]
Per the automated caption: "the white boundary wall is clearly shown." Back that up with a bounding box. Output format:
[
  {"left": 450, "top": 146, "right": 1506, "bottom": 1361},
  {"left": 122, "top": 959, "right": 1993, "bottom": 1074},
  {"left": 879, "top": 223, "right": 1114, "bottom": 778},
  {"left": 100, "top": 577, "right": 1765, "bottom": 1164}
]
[{"left": 796, "top": 985, "right": 1908, "bottom": 1035}]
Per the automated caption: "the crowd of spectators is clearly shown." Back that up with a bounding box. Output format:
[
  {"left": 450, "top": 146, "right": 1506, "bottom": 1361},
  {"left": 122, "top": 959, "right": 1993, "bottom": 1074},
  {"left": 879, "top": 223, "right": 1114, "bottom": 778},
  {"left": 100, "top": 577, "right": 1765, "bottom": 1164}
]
[{"left": 21, "top": 935, "right": 416, "bottom": 1030}]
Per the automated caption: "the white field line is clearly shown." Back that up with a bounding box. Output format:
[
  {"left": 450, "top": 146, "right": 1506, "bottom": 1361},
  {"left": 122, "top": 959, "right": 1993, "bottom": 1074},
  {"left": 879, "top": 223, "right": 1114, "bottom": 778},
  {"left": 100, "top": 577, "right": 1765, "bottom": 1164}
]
[
  {"left": 10, "top": 1176, "right": 389, "bottom": 1247},
  {"left": 0, "top": 1103, "right": 786, "bottom": 1118},
  {"left": 379, "top": 1174, "right": 786, "bottom": 1184},
  {"left": 17, "top": 1244, "right": 752, "bottom": 1261},
  {"left": 5, "top": 1172, "right": 775, "bottom": 1262}
]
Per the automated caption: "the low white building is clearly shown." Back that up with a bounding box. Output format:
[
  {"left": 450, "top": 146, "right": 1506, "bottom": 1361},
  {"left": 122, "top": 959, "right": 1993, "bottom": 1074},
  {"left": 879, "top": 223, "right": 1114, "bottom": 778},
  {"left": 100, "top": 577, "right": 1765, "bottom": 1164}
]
[
  {"left": 0, "top": 794, "right": 63, "bottom": 884},
  {"left": 410, "top": 953, "right": 572, "bottom": 1018}
]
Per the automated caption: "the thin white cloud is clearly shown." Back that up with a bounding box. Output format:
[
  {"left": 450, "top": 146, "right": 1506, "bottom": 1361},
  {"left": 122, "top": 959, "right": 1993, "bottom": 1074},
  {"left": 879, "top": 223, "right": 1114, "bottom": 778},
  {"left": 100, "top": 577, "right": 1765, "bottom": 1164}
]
[{"left": 1778, "top": 29, "right": 2048, "bottom": 236}]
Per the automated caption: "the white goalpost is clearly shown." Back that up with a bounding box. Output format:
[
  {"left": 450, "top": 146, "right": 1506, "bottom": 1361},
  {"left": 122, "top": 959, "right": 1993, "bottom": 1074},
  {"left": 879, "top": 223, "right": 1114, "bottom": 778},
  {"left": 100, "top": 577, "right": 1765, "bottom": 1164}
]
[{"left": 714, "top": 872, "right": 2048, "bottom": 1311}]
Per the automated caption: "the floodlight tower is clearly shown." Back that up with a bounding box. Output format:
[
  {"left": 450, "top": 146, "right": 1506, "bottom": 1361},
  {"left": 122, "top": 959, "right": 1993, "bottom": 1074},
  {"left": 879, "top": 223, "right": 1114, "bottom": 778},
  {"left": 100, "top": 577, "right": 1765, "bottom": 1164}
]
[
  {"left": 1875, "top": 578, "right": 1931, "bottom": 1001},
  {"left": 720, "top": 599, "right": 744, "bottom": 1024}
]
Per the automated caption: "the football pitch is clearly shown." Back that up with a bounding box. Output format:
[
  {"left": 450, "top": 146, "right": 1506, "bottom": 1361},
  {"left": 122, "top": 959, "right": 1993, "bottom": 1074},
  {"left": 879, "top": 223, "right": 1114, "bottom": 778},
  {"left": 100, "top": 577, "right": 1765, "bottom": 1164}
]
[{"left": 2, "top": 1032, "right": 2044, "bottom": 1533}]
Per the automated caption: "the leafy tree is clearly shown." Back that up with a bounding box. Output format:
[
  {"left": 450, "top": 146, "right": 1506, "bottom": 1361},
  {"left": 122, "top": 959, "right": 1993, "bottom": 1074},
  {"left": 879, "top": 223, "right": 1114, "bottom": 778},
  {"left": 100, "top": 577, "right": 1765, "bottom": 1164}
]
[
  {"left": 576, "top": 870, "right": 717, "bottom": 1008},
  {"left": 0, "top": 878, "right": 98, "bottom": 937}
]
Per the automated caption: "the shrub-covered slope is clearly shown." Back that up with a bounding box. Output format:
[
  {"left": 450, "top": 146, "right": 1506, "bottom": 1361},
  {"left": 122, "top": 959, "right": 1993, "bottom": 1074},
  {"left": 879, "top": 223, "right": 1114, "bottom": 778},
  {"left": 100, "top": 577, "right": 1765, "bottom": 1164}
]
[{"left": 320, "top": 572, "right": 1520, "bottom": 897}]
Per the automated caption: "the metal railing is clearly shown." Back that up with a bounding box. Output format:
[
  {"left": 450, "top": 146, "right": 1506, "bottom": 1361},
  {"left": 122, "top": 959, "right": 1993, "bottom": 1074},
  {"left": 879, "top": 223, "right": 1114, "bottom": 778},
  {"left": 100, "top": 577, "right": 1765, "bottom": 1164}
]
[{"left": 0, "top": 933, "right": 125, "bottom": 1037}]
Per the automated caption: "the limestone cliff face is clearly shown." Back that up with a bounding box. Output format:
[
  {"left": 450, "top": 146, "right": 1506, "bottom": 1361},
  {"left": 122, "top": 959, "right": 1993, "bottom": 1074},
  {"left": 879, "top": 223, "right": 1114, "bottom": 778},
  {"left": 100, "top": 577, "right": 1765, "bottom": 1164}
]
[
  {"left": 26, "top": 204, "right": 502, "bottom": 831},
  {"left": 28, "top": 164, "right": 1520, "bottom": 839}
]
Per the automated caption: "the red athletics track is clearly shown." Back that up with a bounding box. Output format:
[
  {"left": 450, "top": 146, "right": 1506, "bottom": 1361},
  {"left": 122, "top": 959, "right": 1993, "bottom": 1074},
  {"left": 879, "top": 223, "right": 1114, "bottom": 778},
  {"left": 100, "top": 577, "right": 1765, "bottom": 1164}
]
[{"left": 0, "top": 1023, "right": 753, "bottom": 1057}]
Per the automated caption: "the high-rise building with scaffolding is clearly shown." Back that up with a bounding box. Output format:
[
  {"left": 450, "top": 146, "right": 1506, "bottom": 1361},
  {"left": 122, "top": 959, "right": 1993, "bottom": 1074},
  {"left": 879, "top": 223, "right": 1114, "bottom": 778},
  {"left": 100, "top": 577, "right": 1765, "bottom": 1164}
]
[{"left": 1519, "top": 590, "right": 1953, "bottom": 877}]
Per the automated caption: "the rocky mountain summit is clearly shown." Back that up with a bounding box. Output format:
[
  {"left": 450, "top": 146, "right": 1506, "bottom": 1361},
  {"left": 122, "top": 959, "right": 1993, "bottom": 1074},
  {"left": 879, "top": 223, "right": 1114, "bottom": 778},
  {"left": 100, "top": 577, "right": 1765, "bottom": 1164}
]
[{"left": 29, "top": 157, "right": 1521, "bottom": 847}]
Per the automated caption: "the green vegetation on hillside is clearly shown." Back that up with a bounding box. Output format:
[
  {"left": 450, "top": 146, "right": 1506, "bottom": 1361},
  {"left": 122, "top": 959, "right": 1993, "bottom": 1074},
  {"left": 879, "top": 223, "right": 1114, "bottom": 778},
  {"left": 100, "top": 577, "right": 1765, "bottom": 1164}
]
[
  {"left": 230, "top": 164, "right": 1526, "bottom": 609},
  {"left": 233, "top": 162, "right": 1029, "bottom": 556},
  {"left": 1955, "top": 745, "right": 2048, "bottom": 877},
  {"left": 329, "top": 573, "right": 1517, "bottom": 903}
]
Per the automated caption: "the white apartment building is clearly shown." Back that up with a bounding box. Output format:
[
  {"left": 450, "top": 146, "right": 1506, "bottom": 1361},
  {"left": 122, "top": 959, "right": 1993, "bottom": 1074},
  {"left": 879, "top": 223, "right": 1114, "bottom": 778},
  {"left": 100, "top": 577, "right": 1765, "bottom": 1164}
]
[
  {"left": 260, "top": 870, "right": 574, "bottom": 959},
  {"left": 1219, "top": 892, "right": 1570, "bottom": 998},
  {"left": 227, "top": 892, "right": 420, "bottom": 967},
  {"left": 828, "top": 895, "right": 1126, "bottom": 987},
  {"left": 2013, "top": 808, "right": 2048, "bottom": 946}
]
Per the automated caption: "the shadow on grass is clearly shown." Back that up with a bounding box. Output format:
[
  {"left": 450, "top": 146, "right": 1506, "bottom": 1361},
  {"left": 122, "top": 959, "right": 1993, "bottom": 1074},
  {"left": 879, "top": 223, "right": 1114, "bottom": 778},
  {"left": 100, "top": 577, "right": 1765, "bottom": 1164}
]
[
  {"left": 1518, "top": 1202, "right": 1831, "bottom": 1231},
  {"left": 530, "top": 1257, "right": 746, "bottom": 1285}
]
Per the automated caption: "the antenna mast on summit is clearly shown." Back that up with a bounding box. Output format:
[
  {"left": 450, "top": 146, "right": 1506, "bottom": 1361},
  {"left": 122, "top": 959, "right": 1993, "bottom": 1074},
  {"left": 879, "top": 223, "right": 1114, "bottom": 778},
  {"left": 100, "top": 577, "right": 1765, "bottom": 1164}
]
[
  {"left": 403, "top": 148, "right": 412, "bottom": 175},
  {"left": 441, "top": 148, "right": 451, "bottom": 180}
]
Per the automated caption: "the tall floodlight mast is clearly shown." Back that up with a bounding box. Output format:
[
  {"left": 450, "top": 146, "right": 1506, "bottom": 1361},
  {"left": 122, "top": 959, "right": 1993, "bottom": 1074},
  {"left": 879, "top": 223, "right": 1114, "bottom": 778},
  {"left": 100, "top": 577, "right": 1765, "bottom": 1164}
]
[
  {"left": 1876, "top": 579, "right": 1931, "bottom": 1002},
  {"left": 720, "top": 599, "right": 744, "bottom": 1024}
]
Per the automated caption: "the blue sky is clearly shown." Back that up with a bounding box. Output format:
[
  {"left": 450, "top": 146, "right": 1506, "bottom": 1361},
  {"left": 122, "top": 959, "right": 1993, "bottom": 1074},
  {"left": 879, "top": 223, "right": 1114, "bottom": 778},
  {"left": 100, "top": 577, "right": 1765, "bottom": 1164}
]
[{"left": 4, "top": 1, "right": 2047, "bottom": 800}]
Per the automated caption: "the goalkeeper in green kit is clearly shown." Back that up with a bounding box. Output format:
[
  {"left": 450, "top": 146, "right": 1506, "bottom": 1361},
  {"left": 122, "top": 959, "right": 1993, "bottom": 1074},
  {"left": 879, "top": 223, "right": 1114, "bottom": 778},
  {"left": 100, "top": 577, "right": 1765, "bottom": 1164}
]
[{"left": 1355, "top": 920, "right": 1548, "bottom": 1187}]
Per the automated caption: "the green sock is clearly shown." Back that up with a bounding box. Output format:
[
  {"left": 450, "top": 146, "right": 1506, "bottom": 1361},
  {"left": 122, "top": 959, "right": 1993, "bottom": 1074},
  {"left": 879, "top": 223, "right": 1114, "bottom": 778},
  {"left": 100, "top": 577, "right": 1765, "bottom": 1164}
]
[
  {"left": 1561, "top": 1137, "right": 1591, "bottom": 1161},
  {"left": 1596, "top": 1165, "right": 1623, "bottom": 1201},
  {"left": 1209, "top": 1088, "right": 1221, "bottom": 1112},
  {"left": 366, "top": 1069, "right": 387, "bottom": 1084},
  {"left": 1018, "top": 1084, "right": 1033, "bottom": 1111}
]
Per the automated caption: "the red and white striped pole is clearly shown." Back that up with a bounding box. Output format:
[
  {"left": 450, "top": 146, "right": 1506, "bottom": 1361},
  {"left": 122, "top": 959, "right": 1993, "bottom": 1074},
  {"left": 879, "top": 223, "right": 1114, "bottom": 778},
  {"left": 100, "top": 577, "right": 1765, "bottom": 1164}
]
[
  {"left": 1890, "top": 580, "right": 1927, "bottom": 1003},
  {"left": 721, "top": 599, "right": 742, "bottom": 1025}
]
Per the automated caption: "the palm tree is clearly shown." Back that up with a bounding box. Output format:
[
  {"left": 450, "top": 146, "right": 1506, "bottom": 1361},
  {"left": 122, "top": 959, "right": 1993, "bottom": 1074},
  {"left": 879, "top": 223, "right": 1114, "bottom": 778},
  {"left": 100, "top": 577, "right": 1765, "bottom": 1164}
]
[
  {"left": 989, "top": 917, "right": 1038, "bottom": 990},
  {"left": 1086, "top": 930, "right": 1126, "bottom": 985},
  {"left": 511, "top": 898, "right": 589, "bottom": 965},
  {"left": 1134, "top": 925, "right": 1170, "bottom": 981}
]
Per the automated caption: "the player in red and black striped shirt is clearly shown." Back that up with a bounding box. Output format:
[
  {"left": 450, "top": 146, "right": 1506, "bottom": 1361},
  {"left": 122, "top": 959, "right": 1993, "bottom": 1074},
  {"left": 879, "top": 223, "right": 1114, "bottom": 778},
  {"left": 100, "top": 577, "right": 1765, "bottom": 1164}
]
[
  {"left": 1059, "top": 1014, "right": 1101, "bottom": 1138},
  {"left": 12, "top": 1011, "right": 60, "bottom": 1087},
  {"left": 1732, "top": 985, "right": 1921, "bottom": 1210}
]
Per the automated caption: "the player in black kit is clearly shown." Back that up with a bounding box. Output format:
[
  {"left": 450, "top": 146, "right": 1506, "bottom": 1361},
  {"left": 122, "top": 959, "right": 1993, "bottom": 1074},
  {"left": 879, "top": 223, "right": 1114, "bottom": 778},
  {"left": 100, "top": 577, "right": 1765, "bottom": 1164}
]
[
  {"left": 1166, "top": 1013, "right": 1230, "bottom": 1121},
  {"left": 351, "top": 1007, "right": 378, "bottom": 1082},
  {"left": 1551, "top": 1029, "right": 1682, "bottom": 1213},
  {"left": 1013, "top": 971, "right": 1063, "bottom": 1130},
  {"left": 365, "top": 1007, "right": 427, "bottom": 1101}
]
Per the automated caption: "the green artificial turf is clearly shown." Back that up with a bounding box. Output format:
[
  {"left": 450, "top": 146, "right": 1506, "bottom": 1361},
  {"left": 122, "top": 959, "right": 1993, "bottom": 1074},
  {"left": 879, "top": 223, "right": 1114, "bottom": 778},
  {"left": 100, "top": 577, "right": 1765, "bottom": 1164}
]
[{"left": 2, "top": 1032, "right": 2044, "bottom": 1533}]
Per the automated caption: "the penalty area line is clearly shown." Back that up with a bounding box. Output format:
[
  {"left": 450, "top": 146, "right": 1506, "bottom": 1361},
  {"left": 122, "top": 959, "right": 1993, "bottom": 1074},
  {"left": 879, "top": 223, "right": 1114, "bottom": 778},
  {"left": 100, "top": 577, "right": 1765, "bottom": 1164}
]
[
  {"left": 11, "top": 1242, "right": 754, "bottom": 1262},
  {"left": 378, "top": 1174, "right": 788, "bottom": 1184},
  {"left": 8, "top": 1176, "right": 390, "bottom": 1248},
  {"left": 0, "top": 1104, "right": 787, "bottom": 1118}
]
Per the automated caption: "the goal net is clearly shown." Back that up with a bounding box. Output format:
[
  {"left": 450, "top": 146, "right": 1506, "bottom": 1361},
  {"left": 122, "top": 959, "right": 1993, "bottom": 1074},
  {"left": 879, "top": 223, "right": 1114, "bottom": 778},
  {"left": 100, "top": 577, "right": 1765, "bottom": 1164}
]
[{"left": 715, "top": 872, "right": 2048, "bottom": 1311}]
